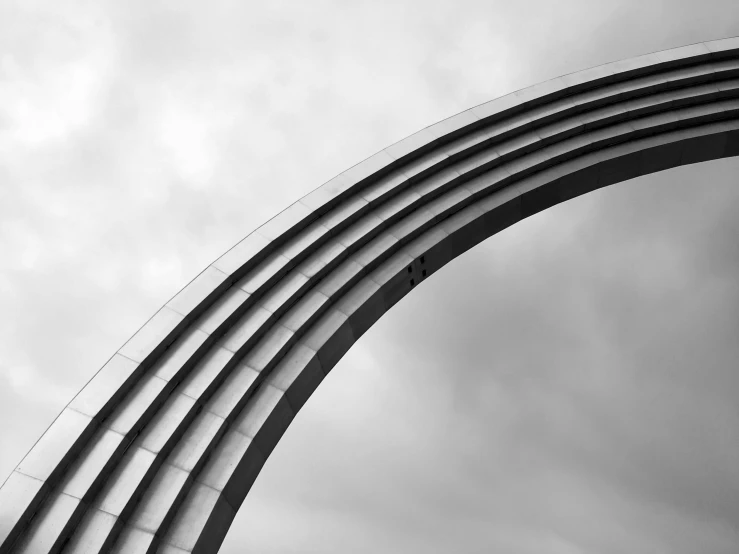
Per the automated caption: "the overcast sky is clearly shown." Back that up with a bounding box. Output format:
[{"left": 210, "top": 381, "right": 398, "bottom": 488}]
[{"left": 1, "top": 1, "right": 739, "bottom": 552}]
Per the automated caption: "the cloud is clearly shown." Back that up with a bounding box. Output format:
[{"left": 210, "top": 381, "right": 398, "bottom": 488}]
[{"left": 1, "top": 0, "right": 739, "bottom": 552}]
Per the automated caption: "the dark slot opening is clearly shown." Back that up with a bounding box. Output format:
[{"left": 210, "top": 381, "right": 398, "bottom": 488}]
[
  {"left": 410, "top": 279, "right": 415, "bottom": 287},
  {"left": 422, "top": 269, "right": 427, "bottom": 277},
  {"left": 420, "top": 256, "right": 425, "bottom": 264},
  {"left": 407, "top": 266, "right": 412, "bottom": 273}
]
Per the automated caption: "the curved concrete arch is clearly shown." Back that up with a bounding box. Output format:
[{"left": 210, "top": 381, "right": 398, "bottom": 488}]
[{"left": 1, "top": 36, "right": 739, "bottom": 554}]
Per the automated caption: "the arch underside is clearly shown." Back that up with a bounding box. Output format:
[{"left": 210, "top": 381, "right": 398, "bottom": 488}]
[{"left": 1, "top": 37, "right": 739, "bottom": 554}]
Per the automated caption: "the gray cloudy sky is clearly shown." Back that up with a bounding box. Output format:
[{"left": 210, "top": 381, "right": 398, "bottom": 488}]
[{"left": 1, "top": 1, "right": 739, "bottom": 552}]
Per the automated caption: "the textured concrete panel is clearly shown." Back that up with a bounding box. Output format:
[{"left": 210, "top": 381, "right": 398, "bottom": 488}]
[
  {"left": 162, "top": 484, "right": 234, "bottom": 553},
  {"left": 220, "top": 306, "right": 272, "bottom": 353},
  {"left": 194, "top": 288, "right": 250, "bottom": 337},
  {"left": 60, "top": 427, "right": 128, "bottom": 502},
  {"left": 138, "top": 393, "right": 199, "bottom": 455},
  {"left": 256, "top": 202, "right": 313, "bottom": 242},
  {"left": 265, "top": 343, "right": 326, "bottom": 412},
  {"left": 14, "top": 492, "right": 82, "bottom": 554},
  {"left": 118, "top": 307, "right": 186, "bottom": 365},
  {"left": 204, "top": 363, "right": 261, "bottom": 421},
  {"left": 180, "top": 347, "right": 234, "bottom": 401},
  {"left": 211, "top": 233, "right": 270, "bottom": 277},
  {"left": 110, "top": 526, "right": 157, "bottom": 554},
  {"left": 2, "top": 37, "right": 739, "bottom": 554},
  {"left": 239, "top": 325, "right": 294, "bottom": 373},
  {"left": 302, "top": 308, "right": 356, "bottom": 370},
  {"left": 105, "top": 375, "right": 169, "bottom": 438},
  {"left": 94, "top": 446, "right": 156, "bottom": 518},
  {"left": 68, "top": 354, "right": 140, "bottom": 420},
  {"left": 195, "top": 431, "right": 265, "bottom": 511},
  {"left": 168, "top": 412, "right": 227, "bottom": 474},
  {"left": 153, "top": 328, "right": 211, "bottom": 382},
  {"left": 166, "top": 266, "right": 230, "bottom": 320},
  {"left": 127, "top": 463, "right": 191, "bottom": 534},
  {"left": 279, "top": 289, "right": 331, "bottom": 332},
  {"left": 16, "top": 408, "right": 94, "bottom": 483},
  {"left": 235, "top": 253, "right": 291, "bottom": 295},
  {"left": 335, "top": 278, "right": 385, "bottom": 340},
  {"left": 0, "top": 472, "right": 46, "bottom": 552},
  {"left": 63, "top": 508, "right": 119, "bottom": 554}
]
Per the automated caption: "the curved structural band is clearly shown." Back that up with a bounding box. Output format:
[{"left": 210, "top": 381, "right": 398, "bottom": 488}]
[{"left": 1, "top": 37, "right": 739, "bottom": 554}]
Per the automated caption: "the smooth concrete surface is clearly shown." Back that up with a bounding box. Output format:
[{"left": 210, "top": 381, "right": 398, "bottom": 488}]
[{"left": 1, "top": 36, "right": 739, "bottom": 554}]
